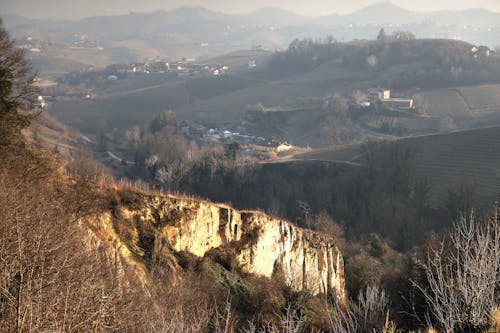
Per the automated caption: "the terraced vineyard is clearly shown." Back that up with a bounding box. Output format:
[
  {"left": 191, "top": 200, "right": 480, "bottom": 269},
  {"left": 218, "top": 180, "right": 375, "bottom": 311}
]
[
  {"left": 293, "top": 144, "right": 363, "bottom": 163},
  {"left": 458, "top": 84, "right": 500, "bottom": 110},
  {"left": 402, "top": 127, "right": 500, "bottom": 207},
  {"left": 361, "top": 113, "right": 441, "bottom": 133},
  {"left": 363, "top": 114, "right": 397, "bottom": 131},
  {"left": 417, "top": 89, "right": 472, "bottom": 120},
  {"left": 294, "top": 126, "right": 500, "bottom": 208}
]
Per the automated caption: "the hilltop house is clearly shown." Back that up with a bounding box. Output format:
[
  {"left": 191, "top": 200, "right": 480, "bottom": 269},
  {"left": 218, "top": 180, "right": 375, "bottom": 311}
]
[{"left": 471, "top": 45, "right": 492, "bottom": 58}]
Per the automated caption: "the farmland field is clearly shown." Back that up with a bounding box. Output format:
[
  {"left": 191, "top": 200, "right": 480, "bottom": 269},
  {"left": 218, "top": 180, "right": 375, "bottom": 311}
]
[
  {"left": 51, "top": 82, "right": 190, "bottom": 132},
  {"left": 458, "top": 84, "right": 500, "bottom": 110},
  {"left": 293, "top": 144, "right": 364, "bottom": 163},
  {"left": 361, "top": 114, "right": 441, "bottom": 133},
  {"left": 416, "top": 89, "right": 472, "bottom": 120},
  {"left": 294, "top": 126, "right": 500, "bottom": 208},
  {"left": 50, "top": 75, "right": 262, "bottom": 132},
  {"left": 400, "top": 127, "right": 500, "bottom": 208}
]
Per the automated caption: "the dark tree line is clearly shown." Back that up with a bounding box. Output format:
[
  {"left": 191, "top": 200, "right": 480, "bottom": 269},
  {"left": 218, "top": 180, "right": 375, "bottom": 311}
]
[
  {"left": 176, "top": 140, "right": 473, "bottom": 251},
  {"left": 0, "top": 19, "right": 39, "bottom": 142},
  {"left": 268, "top": 32, "right": 500, "bottom": 89}
]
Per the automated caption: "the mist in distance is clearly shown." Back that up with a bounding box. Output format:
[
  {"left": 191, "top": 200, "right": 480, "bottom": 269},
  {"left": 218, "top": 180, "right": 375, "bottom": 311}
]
[{"left": 2, "top": 0, "right": 500, "bottom": 19}]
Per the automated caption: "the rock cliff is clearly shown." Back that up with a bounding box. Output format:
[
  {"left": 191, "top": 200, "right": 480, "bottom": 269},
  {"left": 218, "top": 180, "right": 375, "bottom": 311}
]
[{"left": 98, "top": 191, "right": 345, "bottom": 300}]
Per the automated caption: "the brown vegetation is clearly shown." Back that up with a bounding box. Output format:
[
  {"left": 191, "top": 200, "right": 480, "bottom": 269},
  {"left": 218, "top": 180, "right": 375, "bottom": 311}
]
[
  {"left": 0, "top": 142, "right": 151, "bottom": 332},
  {"left": 413, "top": 212, "right": 500, "bottom": 332}
]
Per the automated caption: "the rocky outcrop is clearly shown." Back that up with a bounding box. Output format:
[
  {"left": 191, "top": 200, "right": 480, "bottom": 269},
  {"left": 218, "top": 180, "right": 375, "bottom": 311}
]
[{"left": 106, "top": 192, "right": 345, "bottom": 300}]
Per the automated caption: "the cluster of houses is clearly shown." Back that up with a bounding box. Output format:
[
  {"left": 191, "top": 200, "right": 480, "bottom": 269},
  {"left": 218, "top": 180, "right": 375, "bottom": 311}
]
[
  {"left": 109, "top": 58, "right": 230, "bottom": 77},
  {"left": 16, "top": 36, "right": 47, "bottom": 53},
  {"left": 205, "top": 128, "right": 297, "bottom": 155},
  {"left": 178, "top": 122, "right": 296, "bottom": 155},
  {"left": 70, "top": 33, "right": 102, "bottom": 50},
  {"left": 17, "top": 34, "right": 104, "bottom": 53},
  {"left": 471, "top": 45, "right": 493, "bottom": 59},
  {"left": 206, "top": 128, "right": 265, "bottom": 145}
]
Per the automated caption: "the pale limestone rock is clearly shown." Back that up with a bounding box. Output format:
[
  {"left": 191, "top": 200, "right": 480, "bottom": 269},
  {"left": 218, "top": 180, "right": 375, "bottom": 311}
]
[{"left": 113, "top": 194, "right": 345, "bottom": 300}]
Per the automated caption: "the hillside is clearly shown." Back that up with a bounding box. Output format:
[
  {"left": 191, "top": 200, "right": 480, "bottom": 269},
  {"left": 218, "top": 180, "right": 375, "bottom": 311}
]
[
  {"left": 101, "top": 190, "right": 345, "bottom": 297},
  {"left": 0, "top": 139, "right": 345, "bottom": 331},
  {"left": 6, "top": 3, "right": 500, "bottom": 41},
  {"left": 294, "top": 125, "right": 500, "bottom": 209},
  {"left": 5, "top": 3, "right": 500, "bottom": 71},
  {"left": 49, "top": 38, "right": 500, "bottom": 149},
  {"left": 3, "top": 7, "right": 500, "bottom": 331}
]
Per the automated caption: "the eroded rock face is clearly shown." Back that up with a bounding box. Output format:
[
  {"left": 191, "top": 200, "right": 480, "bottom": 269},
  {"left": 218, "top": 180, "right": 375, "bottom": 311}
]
[{"left": 113, "top": 194, "right": 345, "bottom": 300}]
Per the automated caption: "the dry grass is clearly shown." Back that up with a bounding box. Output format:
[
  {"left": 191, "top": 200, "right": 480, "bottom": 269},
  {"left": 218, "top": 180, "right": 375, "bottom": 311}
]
[
  {"left": 0, "top": 141, "right": 154, "bottom": 332},
  {"left": 489, "top": 306, "right": 500, "bottom": 333}
]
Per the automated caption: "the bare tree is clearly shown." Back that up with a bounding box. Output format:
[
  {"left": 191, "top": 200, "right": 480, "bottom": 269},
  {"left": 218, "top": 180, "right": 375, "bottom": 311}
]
[
  {"left": 359, "top": 139, "right": 382, "bottom": 178},
  {"left": 241, "top": 303, "right": 304, "bottom": 333},
  {"left": 413, "top": 212, "right": 500, "bottom": 332},
  {"left": 328, "top": 285, "right": 390, "bottom": 333},
  {"left": 298, "top": 200, "right": 313, "bottom": 229},
  {"left": 367, "top": 54, "right": 379, "bottom": 69},
  {"left": 0, "top": 145, "right": 152, "bottom": 332}
]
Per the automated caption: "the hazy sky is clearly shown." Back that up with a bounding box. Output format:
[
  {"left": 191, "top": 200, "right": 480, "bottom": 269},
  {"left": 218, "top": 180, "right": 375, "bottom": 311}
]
[{"left": 1, "top": 0, "right": 499, "bottom": 19}]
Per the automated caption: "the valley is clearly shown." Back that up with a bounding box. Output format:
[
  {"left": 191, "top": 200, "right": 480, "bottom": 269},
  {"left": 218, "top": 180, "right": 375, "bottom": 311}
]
[{"left": 3, "top": 2, "right": 500, "bottom": 331}]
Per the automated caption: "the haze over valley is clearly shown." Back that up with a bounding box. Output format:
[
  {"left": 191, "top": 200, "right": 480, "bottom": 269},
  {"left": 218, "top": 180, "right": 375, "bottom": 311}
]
[{"left": 2, "top": 1, "right": 500, "bottom": 332}]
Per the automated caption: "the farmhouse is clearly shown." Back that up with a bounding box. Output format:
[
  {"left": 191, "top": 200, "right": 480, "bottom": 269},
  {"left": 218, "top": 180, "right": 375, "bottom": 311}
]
[
  {"left": 379, "top": 90, "right": 391, "bottom": 100},
  {"left": 368, "top": 88, "right": 391, "bottom": 100},
  {"left": 277, "top": 143, "right": 294, "bottom": 153},
  {"left": 381, "top": 98, "right": 414, "bottom": 109},
  {"left": 471, "top": 45, "right": 492, "bottom": 58},
  {"left": 367, "top": 88, "right": 414, "bottom": 110},
  {"left": 356, "top": 101, "right": 371, "bottom": 108}
]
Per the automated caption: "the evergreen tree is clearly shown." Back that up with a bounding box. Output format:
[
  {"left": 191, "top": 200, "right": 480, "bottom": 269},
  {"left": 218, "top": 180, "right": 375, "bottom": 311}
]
[
  {"left": 0, "top": 19, "right": 39, "bottom": 142},
  {"left": 377, "top": 28, "right": 387, "bottom": 42}
]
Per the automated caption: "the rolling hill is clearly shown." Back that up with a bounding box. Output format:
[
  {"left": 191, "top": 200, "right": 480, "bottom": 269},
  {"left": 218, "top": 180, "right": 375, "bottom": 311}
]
[
  {"left": 5, "top": 2, "right": 500, "bottom": 70},
  {"left": 49, "top": 38, "right": 500, "bottom": 147},
  {"left": 294, "top": 125, "right": 500, "bottom": 209}
]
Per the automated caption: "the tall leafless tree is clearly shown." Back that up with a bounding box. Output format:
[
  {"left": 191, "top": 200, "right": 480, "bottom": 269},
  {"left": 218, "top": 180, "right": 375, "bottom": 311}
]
[
  {"left": 413, "top": 211, "right": 500, "bottom": 332},
  {"left": 328, "top": 285, "right": 390, "bottom": 333}
]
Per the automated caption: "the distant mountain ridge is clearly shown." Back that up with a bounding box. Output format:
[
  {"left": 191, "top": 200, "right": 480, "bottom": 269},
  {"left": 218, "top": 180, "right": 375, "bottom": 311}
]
[
  {"left": 5, "top": 2, "right": 500, "bottom": 71},
  {"left": 5, "top": 2, "right": 500, "bottom": 29}
]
